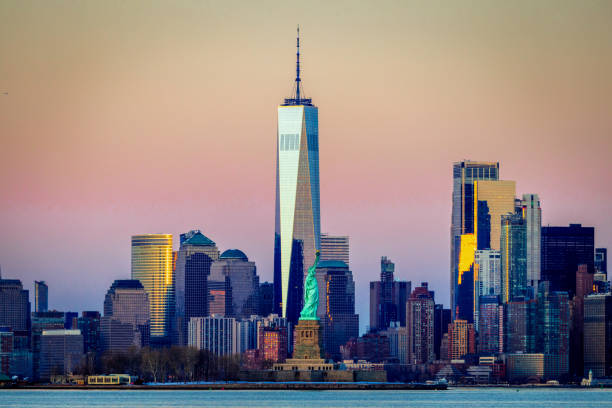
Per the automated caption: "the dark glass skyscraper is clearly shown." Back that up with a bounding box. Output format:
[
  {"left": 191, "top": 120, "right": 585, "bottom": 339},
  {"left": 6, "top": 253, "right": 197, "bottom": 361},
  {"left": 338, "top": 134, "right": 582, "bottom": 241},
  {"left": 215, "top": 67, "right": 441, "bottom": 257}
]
[
  {"left": 450, "top": 161, "right": 499, "bottom": 319},
  {"left": 583, "top": 293, "right": 612, "bottom": 377},
  {"left": 541, "top": 224, "right": 595, "bottom": 297},
  {"left": 174, "top": 230, "right": 220, "bottom": 345},
  {"left": 274, "top": 28, "right": 321, "bottom": 325},
  {"left": 369, "top": 256, "right": 410, "bottom": 331},
  {"left": 501, "top": 212, "right": 527, "bottom": 302},
  {"left": 315, "top": 260, "right": 359, "bottom": 360},
  {"left": 34, "top": 281, "right": 48, "bottom": 313}
]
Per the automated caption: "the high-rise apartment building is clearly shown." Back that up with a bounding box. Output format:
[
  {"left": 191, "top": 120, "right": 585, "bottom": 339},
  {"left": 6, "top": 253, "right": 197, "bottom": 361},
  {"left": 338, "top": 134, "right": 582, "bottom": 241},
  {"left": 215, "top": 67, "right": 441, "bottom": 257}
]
[
  {"left": 274, "top": 29, "right": 321, "bottom": 325},
  {"left": 504, "top": 298, "right": 536, "bottom": 354},
  {"left": 521, "top": 194, "right": 541, "bottom": 288},
  {"left": 131, "top": 234, "right": 173, "bottom": 341},
  {"left": 34, "top": 281, "right": 48, "bottom": 313},
  {"left": 583, "top": 293, "right": 612, "bottom": 377},
  {"left": 447, "top": 319, "right": 476, "bottom": 360},
  {"left": 210, "top": 249, "right": 259, "bottom": 319},
  {"left": 474, "top": 249, "right": 501, "bottom": 326},
  {"left": 370, "top": 256, "right": 411, "bottom": 331},
  {"left": 541, "top": 224, "right": 595, "bottom": 297},
  {"left": 478, "top": 295, "right": 502, "bottom": 356},
  {"left": 174, "top": 230, "right": 220, "bottom": 345},
  {"left": 501, "top": 213, "right": 527, "bottom": 302},
  {"left": 260, "top": 325, "right": 288, "bottom": 363},
  {"left": 405, "top": 283, "right": 435, "bottom": 364},
  {"left": 101, "top": 280, "right": 150, "bottom": 352},
  {"left": 320, "top": 234, "right": 349, "bottom": 266},
  {"left": 450, "top": 161, "right": 499, "bottom": 319},
  {"left": 315, "top": 260, "right": 359, "bottom": 360},
  {"left": 188, "top": 315, "right": 239, "bottom": 356}
]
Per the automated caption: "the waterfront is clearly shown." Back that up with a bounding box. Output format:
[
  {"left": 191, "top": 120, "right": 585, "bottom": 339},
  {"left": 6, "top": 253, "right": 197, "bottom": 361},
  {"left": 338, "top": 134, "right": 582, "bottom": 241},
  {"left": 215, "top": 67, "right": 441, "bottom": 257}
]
[{"left": 1, "top": 388, "right": 612, "bottom": 408}]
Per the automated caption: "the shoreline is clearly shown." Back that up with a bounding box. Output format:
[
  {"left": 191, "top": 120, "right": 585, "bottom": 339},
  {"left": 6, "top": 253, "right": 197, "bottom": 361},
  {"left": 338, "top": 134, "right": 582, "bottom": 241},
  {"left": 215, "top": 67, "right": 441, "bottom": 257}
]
[{"left": 4, "top": 383, "right": 447, "bottom": 391}]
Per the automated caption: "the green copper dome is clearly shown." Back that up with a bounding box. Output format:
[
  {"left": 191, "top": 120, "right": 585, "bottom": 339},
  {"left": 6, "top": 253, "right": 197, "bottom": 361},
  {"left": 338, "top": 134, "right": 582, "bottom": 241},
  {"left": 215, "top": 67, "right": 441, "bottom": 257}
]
[{"left": 219, "top": 249, "right": 248, "bottom": 261}]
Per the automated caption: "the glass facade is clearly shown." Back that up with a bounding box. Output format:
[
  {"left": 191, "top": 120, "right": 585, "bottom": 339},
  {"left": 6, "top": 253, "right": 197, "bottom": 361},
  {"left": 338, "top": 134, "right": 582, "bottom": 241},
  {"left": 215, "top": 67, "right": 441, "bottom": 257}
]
[
  {"left": 541, "top": 224, "right": 595, "bottom": 297},
  {"left": 474, "top": 249, "right": 501, "bottom": 327},
  {"left": 473, "top": 180, "right": 516, "bottom": 251},
  {"left": 174, "top": 230, "right": 219, "bottom": 345},
  {"left": 131, "top": 234, "right": 173, "bottom": 339},
  {"left": 500, "top": 213, "right": 527, "bottom": 302},
  {"left": 450, "top": 161, "right": 499, "bottom": 319},
  {"left": 521, "top": 194, "right": 541, "bottom": 288},
  {"left": 34, "top": 281, "right": 48, "bottom": 313},
  {"left": 274, "top": 104, "right": 321, "bottom": 324}
]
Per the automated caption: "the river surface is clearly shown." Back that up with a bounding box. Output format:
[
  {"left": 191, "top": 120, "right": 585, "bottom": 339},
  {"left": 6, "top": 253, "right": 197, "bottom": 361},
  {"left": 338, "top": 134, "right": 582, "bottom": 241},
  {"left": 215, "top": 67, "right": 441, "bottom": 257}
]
[{"left": 1, "top": 388, "right": 611, "bottom": 408}]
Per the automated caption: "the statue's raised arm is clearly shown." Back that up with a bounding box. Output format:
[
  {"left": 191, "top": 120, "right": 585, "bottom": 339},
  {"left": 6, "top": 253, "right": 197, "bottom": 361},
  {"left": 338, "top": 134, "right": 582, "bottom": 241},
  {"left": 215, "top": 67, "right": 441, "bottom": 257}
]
[{"left": 299, "top": 251, "right": 320, "bottom": 320}]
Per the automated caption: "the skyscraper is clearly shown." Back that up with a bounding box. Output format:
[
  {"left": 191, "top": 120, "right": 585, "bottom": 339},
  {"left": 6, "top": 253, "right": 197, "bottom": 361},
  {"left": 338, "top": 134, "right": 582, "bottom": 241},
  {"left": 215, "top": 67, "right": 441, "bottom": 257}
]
[
  {"left": 536, "top": 283, "right": 570, "bottom": 379},
  {"left": 174, "top": 230, "right": 220, "bottom": 345},
  {"left": 500, "top": 213, "right": 527, "bottom": 302},
  {"left": 405, "top": 283, "right": 435, "bottom": 364},
  {"left": 521, "top": 194, "right": 541, "bottom": 288},
  {"left": 504, "top": 298, "right": 536, "bottom": 354},
  {"left": 474, "top": 249, "right": 501, "bottom": 326},
  {"left": 434, "top": 305, "right": 451, "bottom": 360},
  {"left": 131, "top": 234, "right": 173, "bottom": 342},
  {"left": 541, "top": 224, "right": 595, "bottom": 297},
  {"left": 320, "top": 234, "right": 350, "bottom": 265},
  {"left": 478, "top": 295, "right": 502, "bottom": 356},
  {"left": 210, "top": 249, "right": 259, "bottom": 319},
  {"left": 369, "top": 256, "right": 411, "bottom": 331},
  {"left": 583, "top": 293, "right": 612, "bottom": 377},
  {"left": 101, "top": 280, "right": 150, "bottom": 352},
  {"left": 274, "top": 28, "right": 321, "bottom": 325},
  {"left": 188, "top": 316, "right": 239, "bottom": 356},
  {"left": 315, "top": 260, "right": 359, "bottom": 360},
  {"left": 595, "top": 248, "right": 607, "bottom": 275},
  {"left": 473, "top": 180, "right": 516, "bottom": 251},
  {"left": 34, "top": 281, "right": 48, "bottom": 313},
  {"left": 39, "top": 330, "right": 83, "bottom": 380},
  {"left": 447, "top": 319, "right": 476, "bottom": 360},
  {"left": 450, "top": 161, "right": 499, "bottom": 319}
]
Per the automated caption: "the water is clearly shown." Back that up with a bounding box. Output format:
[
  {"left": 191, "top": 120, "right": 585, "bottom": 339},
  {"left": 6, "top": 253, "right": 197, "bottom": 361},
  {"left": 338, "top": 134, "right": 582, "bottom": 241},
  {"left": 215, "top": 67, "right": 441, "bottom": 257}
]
[{"left": 1, "top": 388, "right": 611, "bottom": 408}]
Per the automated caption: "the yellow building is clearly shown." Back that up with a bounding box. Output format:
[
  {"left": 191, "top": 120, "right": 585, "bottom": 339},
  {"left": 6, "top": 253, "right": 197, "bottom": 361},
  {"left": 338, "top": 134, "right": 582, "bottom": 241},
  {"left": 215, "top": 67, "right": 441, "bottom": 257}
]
[
  {"left": 131, "top": 234, "right": 173, "bottom": 339},
  {"left": 473, "top": 180, "right": 516, "bottom": 251}
]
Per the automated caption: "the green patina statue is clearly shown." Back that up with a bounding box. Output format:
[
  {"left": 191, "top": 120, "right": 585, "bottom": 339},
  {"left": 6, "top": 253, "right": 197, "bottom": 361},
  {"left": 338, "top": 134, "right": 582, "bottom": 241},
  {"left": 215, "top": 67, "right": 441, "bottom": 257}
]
[{"left": 299, "top": 251, "right": 320, "bottom": 320}]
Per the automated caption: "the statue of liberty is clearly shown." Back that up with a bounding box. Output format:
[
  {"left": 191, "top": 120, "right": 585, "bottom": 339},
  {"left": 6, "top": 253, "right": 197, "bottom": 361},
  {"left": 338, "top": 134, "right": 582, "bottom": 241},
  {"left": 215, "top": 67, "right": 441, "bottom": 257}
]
[{"left": 299, "top": 250, "right": 320, "bottom": 320}]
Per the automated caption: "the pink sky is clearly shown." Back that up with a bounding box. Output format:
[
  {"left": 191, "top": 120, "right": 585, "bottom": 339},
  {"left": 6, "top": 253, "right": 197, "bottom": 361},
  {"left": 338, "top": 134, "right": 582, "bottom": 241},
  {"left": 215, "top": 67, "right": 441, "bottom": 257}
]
[{"left": 1, "top": 1, "right": 611, "bottom": 333}]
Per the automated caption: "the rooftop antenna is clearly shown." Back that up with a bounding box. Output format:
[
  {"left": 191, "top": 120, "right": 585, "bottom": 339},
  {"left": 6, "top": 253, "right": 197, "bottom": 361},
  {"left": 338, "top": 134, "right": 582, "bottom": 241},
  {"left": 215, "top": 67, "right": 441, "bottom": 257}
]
[
  {"left": 283, "top": 25, "right": 312, "bottom": 106},
  {"left": 296, "top": 25, "right": 301, "bottom": 102}
]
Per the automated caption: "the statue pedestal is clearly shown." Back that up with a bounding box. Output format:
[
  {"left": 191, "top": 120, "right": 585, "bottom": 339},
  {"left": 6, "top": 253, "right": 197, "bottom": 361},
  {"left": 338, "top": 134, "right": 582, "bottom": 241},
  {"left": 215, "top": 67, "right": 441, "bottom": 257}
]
[
  {"left": 273, "top": 319, "right": 332, "bottom": 372},
  {"left": 292, "top": 319, "right": 323, "bottom": 360}
]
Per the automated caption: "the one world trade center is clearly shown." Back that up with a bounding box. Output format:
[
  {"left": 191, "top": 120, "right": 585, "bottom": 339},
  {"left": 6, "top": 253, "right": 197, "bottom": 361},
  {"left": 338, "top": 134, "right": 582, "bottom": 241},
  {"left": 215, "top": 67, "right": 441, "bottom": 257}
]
[{"left": 274, "top": 27, "right": 321, "bottom": 325}]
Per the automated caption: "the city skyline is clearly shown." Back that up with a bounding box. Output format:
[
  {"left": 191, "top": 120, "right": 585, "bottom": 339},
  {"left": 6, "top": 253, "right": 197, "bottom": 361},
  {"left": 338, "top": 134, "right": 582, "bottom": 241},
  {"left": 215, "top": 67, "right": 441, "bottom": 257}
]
[{"left": 1, "top": 1, "right": 612, "bottom": 335}]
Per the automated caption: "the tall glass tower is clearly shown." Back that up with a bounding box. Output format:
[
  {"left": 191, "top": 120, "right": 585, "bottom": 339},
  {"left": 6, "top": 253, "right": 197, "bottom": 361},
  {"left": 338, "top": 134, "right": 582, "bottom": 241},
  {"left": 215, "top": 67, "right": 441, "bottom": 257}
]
[
  {"left": 274, "top": 27, "right": 321, "bottom": 325},
  {"left": 450, "top": 161, "right": 499, "bottom": 319},
  {"left": 131, "top": 234, "right": 174, "bottom": 341}
]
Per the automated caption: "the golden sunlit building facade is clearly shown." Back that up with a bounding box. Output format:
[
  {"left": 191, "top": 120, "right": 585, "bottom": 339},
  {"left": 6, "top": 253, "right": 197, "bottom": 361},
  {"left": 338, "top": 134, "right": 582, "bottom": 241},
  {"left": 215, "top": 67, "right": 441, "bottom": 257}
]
[
  {"left": 473, "top": 180, "right": 516, "bottom": 251},
  {"left": 131, "top": 234, "right": 174, "bottom": 340}
]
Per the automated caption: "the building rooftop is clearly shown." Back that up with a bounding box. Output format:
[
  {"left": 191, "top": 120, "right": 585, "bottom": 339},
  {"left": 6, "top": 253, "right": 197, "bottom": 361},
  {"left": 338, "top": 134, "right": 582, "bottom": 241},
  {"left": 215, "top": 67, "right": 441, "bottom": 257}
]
[
  {"left": 183, "top": 231, "right": 216, "bottom": 246},
  {"left": 109, "top": 280, "right": 144, "bottom": 291},
  {"left": 219, "top": 249, "right": 248, "bottom": 261},
  {"left": 317, "top": 260, "right": 348, "bottom": 269}
]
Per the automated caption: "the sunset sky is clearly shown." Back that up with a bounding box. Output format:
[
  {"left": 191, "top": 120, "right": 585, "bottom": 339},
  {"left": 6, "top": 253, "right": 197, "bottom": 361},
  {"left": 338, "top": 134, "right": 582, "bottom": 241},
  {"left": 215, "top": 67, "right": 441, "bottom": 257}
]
[{"left": 1, "top": 1, "right": 611, "bottom": 333}]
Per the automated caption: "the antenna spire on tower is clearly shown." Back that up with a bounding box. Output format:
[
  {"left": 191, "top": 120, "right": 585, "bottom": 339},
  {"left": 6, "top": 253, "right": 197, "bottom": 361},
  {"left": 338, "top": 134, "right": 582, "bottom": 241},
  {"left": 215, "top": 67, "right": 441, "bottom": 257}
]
[
  {"left": 283, "top": 25, "right": 312, "bottom": 106},
  {"left": 296, "top": 25, "right": 301, "bottom": 102}
]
